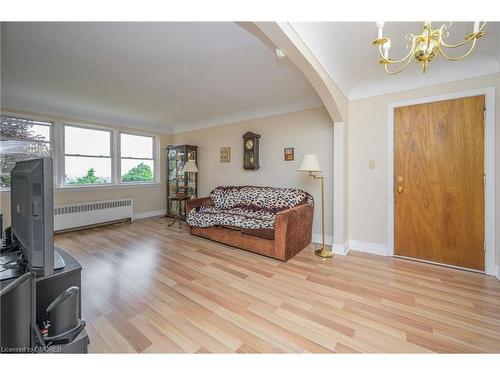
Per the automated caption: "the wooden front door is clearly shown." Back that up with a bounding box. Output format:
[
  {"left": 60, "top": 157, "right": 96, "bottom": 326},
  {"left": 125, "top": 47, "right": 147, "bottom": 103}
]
[{"left": 394, "top": 96, "right": 485, "bottom": 271}]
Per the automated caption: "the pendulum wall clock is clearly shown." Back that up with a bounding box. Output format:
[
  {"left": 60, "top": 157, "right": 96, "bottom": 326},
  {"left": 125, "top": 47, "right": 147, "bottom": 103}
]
[{"left": 242, "top": 131, "right": 260, "bottom": 170}]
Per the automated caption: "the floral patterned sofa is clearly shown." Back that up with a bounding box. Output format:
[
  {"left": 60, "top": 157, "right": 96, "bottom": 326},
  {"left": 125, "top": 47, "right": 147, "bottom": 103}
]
[{"left": 186, "top": 186, "right": 314, "bottom": 260}]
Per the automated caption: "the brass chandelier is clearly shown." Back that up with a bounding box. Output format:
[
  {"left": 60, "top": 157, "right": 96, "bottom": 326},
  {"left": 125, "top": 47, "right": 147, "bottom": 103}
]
[{"left": 372, "top": 21, "right": 486, "bottom": 75}]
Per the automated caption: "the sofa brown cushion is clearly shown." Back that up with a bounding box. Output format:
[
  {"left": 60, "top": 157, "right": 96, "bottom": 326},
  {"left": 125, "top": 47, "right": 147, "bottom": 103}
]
[{"left": 240, "top": 227, "right": 275, "bottom": 240}]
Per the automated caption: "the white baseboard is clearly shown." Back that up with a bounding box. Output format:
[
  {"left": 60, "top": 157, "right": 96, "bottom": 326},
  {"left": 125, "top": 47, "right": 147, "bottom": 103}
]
[
  {"left": 312, "top": 233, "right": 349, "bottom": 255},
  {"left": 496, "top": 265, "right": 500, "bottom": 280},
  {"left": 348, "top": 240, "right": 388, "bottom": 256},
  {"left": 333, "top": 241, "right": 350, "bottom": 256},
  {"left": 133, "top": 209, "right": 166, "bottom": 220}
]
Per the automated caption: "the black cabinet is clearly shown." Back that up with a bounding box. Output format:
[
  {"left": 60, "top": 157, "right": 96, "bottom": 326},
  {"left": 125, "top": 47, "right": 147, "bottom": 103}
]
[{"left": 35, "top": 248, "right": 82, "bottom": 327}]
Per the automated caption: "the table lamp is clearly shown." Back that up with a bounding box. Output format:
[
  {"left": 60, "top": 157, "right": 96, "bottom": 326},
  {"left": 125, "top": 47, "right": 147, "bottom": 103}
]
[
  {"left": 298, "top": 154, "right": 333, "bottom": 258},
  {"left": 181, "top": 160, "right": 198, "bottom": 198}
]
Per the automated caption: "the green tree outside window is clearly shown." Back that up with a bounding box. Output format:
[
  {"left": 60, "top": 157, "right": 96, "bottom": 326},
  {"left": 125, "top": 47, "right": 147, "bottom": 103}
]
[{"left": 122, "top": 163, "right": 153, "bottom": 182}]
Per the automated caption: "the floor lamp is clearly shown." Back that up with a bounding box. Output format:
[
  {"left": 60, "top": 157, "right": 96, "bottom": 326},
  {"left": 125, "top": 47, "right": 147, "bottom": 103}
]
[{"left": 298, "top": 154, "right": 333, "bottom": 258}]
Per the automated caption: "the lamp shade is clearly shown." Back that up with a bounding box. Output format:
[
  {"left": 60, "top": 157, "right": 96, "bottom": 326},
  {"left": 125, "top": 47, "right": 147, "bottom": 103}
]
[
  {"left": 298, "top": 154, "right": 322, "bottom": 172},
  {"left": 181, "top": 160, "right": 198, "bottom": 173}
]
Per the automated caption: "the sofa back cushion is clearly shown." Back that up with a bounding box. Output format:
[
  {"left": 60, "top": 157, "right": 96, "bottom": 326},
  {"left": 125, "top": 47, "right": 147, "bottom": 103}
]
[{"left": 210, "top": 186, "right": 313, "bottom": 212}]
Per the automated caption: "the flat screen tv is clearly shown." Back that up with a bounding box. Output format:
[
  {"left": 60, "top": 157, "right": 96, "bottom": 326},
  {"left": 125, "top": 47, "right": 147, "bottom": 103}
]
[{"left": 10, "top": 157, "right": 54, "bottom": 276}]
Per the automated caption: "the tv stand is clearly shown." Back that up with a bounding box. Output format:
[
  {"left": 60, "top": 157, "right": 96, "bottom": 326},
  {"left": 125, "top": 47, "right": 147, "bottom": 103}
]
[
  {"left": 54, "top": 249, "right": 65, "bottom": 270},
  {"left": 0, "top": 247, "right": 66, "bottom": 281},
  {"left": 35, "top": 248, "right": 82, "bottom": 327},
  {"left": 1, "top": 247, "right": 87, "bottom": 352}
]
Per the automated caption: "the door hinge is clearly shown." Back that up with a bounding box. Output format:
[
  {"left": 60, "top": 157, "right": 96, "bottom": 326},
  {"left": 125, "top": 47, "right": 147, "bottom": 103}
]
[
  {"left": 484, "top": 106, "right": 486, "bottom": 120},
  {"left": 484, "top": 241, "right": 487, "bottom": 252},
  {"left": 484, "top": 174, "right": 486, "bottom": 185}
]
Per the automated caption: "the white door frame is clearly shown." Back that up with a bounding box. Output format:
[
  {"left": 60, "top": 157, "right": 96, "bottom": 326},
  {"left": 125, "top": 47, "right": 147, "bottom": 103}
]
[{"left": 387, "top": 87, "right": 496, "bottom": 276}]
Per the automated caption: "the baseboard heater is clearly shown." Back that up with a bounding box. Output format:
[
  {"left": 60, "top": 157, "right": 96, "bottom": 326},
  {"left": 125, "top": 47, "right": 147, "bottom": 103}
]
[{"left": 54, "top": 198, "right": 134, "bottom": 232}]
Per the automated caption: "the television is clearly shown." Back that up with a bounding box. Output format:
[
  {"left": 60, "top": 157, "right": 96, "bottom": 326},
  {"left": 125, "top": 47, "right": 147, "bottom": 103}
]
[{"left": 10, "top": 158, "right": 54, "bottom": 276}]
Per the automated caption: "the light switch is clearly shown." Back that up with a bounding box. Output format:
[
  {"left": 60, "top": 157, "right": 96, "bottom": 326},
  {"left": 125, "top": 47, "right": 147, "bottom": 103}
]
[{"left": 368, "top": 160, "right": 376, "bottom": 169}]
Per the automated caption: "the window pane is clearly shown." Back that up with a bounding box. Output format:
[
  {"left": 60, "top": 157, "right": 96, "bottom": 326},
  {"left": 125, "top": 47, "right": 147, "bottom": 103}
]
[
  {"left": 1, "top": 116, "right": 51, "bottom": 141},
  {"left": 65, "top": 126, "right": 111, "bottom": 156},
  {"left": 121, "top": 159, "right": 154, "bottom": 182},
  {"left": 121, "top": 133, "right": 153, "bottom": 159},
  {"left": 1, "top": 115, "right": 52, "bottom": 188},
  {"left": 65, "top": 156, "right": 112, "bottom": 185},
  {"left": 29, "top": 124, "right": 51, "bottom": 141}
]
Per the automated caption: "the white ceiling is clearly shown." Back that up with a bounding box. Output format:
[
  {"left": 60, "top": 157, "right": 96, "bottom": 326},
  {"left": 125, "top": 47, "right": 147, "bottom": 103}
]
[
  {"left": 1, "top": 22, "right": 321, "bottom": 133},
  {"left": 292, "top": 22, "right": 500, "bottom": 100},
  {"left": 3, "top": 22, "right": 499, "bottom": 132}
]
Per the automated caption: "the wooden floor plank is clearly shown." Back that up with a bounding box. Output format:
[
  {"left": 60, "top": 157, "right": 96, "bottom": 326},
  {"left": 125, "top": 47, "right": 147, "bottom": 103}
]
[{"left": 55, "top": 217, "right": 500, "bottom": 353}]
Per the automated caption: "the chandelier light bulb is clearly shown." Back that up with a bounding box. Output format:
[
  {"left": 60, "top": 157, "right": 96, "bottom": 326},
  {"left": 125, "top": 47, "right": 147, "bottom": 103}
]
[
  {"left": 376, "top": 21, "right": 385, "bottom": 39},
  {"left": 383, "top": 40, "right": 391, "bottom": 58}
]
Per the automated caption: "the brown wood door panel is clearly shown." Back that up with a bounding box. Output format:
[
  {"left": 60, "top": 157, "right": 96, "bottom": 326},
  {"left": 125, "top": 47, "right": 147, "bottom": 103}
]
[{"left": 394, "top": 96, "right": 485, "bottom": 271}]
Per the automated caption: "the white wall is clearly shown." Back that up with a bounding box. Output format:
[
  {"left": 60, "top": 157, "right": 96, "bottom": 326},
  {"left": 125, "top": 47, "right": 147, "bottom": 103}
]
[
  {"left": 348, "top": 73, "right": 500, "bottom": 267},
  {"left": 171, "top": 106, "right": 335, "bottom": 241}
]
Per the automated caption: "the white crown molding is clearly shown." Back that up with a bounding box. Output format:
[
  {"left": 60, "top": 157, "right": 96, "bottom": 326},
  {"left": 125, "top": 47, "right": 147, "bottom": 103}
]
[
  {"left": 2, "top": 97, "right": 323, "bottom": 136},
  {"left": 348, "top": 60, "right": 500, "bottom": 100},
  {"left": 169, "top": 103, "right": 323, "bottom": 134},
  {"left": 1, "top": 97, "right": 174, "bottom": 134}
]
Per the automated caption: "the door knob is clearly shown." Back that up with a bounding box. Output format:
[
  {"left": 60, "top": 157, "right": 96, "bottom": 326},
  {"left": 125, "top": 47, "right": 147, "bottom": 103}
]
[{"left": 397, "top": 186, "right": 404, "bottom": 193}]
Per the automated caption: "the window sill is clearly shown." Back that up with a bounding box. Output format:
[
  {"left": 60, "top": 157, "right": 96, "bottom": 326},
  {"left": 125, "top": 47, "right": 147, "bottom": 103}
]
[
  {"left": 56, "top": 182, "right": 163, "bottom": 192},
  {"left": 0, "top": 182, "right": 163, "bottom": 193}
]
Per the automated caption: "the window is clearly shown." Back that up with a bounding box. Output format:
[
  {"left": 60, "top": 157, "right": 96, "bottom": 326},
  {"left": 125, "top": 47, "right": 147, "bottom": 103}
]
[
  {"left": 0, "top": 115, "right": 52, "bottom": 188},
  {"left": 120, "top": 133, "right": 155, "bottom": 183},
  {"left": 63, "top": 125, "right": 112, "bottom": 185},
  {"left": 1, "top": 112, "right": 159, "bottom": 189}
]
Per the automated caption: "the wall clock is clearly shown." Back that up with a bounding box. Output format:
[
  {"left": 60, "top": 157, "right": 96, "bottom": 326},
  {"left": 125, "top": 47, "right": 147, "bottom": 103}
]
[{"left": 242, "top": 131, "right": 260, "bottom": 170}]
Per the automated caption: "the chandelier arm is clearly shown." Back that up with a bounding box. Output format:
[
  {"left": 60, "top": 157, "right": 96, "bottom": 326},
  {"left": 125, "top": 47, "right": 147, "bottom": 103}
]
[
  {"left": 439, "top": 37, "right": 477, "bottom": 61},
  {"left": 383, "top": 51, "right": 415, "bottom": 75},
  {"left": 377, "top": 36, "right": 416, "bottom": 64},
  {"left": 439, "top": 22, "right": 486, "bottom": 49}
]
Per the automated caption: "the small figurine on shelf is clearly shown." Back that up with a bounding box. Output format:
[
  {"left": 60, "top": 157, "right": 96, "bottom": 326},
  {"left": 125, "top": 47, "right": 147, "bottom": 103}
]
[{"left": 177, "top": 186, "right": 187, "bottom": 197}]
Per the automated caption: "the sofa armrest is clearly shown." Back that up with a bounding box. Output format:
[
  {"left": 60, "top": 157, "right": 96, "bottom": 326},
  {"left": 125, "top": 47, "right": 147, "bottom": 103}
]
[
  {"left": 274, "top": 204, "right": 314, "bottom": 260},
  {"left": 186, "top": 197, "right": 214, "bottom": 213}
]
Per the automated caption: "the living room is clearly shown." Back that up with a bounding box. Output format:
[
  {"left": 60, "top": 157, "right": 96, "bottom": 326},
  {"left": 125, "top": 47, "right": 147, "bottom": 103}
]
[{"left": 1, "top": 0, "right": 500, "bottom": 372}]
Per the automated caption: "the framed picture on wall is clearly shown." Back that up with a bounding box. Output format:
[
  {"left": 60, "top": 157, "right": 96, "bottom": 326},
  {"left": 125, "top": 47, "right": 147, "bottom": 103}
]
[
  {"left": 220, "top": 147, "right": 231, "bottom": 163},
  {"left": 284, "top": 147, "right": 294, "bottom": 161}
]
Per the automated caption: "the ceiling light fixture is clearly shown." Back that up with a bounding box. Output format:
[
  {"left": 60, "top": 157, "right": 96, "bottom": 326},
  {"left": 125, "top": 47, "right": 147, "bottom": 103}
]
[{"left": 372, "top": 21, "right": 486, "bottom": 75}]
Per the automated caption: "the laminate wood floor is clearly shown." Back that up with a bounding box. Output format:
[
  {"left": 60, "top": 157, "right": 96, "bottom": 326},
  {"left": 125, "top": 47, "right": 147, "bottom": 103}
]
[{"left": 54, "top": 217, "right": 500, "bottom": 353}]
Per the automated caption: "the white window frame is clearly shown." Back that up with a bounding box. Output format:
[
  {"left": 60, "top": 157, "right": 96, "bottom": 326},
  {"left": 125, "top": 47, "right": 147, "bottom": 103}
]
[
  {"left": 0, "top": 112, "right": 55, "bottom": 191},
  {"left": 0, "top": 110, "right": 161, "bottom": 191},
  {"left": 62, "top": 122, "right": 114, "bottom": 187},
  {"left": 118, "top": 131, "right": 159, "bottom": 185}
]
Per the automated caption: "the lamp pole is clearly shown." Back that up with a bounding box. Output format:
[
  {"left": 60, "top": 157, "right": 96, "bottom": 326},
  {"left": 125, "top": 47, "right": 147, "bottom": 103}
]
[{"left": 309, "top": 172, "right": 333, "bottom": 258}]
